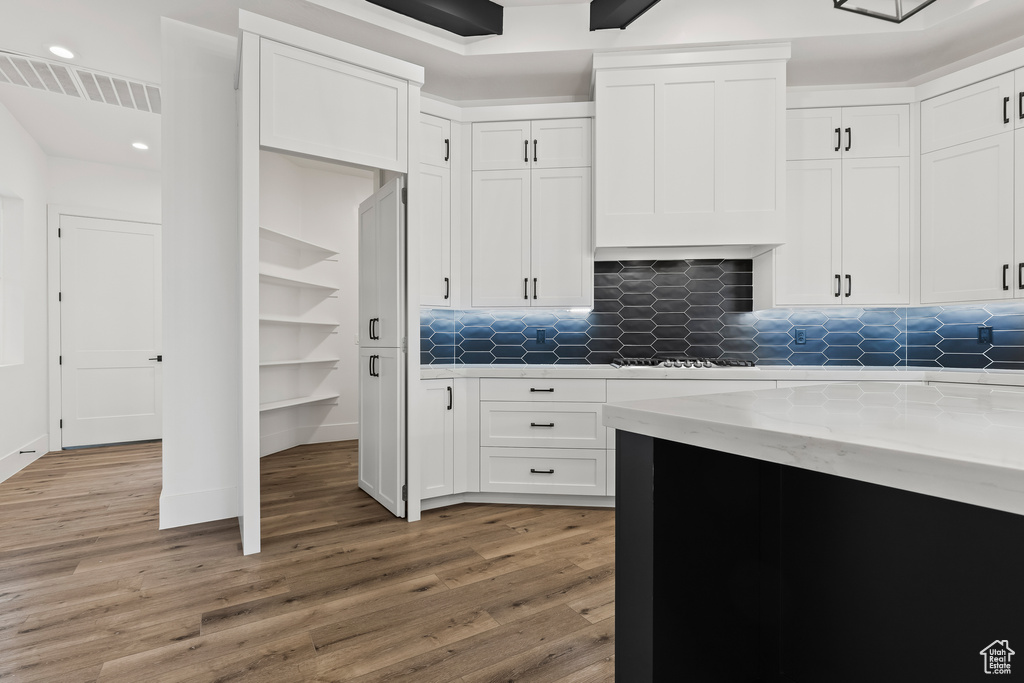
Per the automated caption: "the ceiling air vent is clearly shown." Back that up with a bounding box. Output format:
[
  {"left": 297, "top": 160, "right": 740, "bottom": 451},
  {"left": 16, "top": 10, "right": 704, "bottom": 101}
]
[{"left": 0, "top": 49, "right": 160, "bottom": 114}]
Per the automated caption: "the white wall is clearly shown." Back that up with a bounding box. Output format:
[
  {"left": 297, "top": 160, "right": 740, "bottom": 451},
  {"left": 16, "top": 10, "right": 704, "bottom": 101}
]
[
  {"left": 0, "top": 99, "right": 49, "bottom": 482},
  {"left": 48, "top": 157, "right": 161, "bottom": 218},
  {"left": 159, "top": 18, "right": 241, "bottom": 528}
]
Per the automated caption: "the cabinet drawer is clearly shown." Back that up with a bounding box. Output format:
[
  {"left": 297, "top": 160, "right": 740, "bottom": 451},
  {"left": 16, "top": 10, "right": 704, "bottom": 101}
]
[
  {"left": 481, "top": 447, "right": 606, "bottom": 495},
  {"left": 480, "top": 378, "right": 606, "bottom": 402},
  {"left": 481, "top": 402, "right": 606, "bottom": 448}
]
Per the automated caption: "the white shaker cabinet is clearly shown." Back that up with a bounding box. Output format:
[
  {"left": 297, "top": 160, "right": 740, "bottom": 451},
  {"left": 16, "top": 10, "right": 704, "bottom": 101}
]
[
  {"left": 358, "top": 178, "right": 404, "bottom": 348},
  {"left": 921, "top": 73, "right": 1014, "bottom": 154},
  {"left": 420, "top": 114, "right": 451, "bottom": 169},
  {"left": 471, "top": 167, "right": 592, "bottom": 308},
  {"left": 359, "top": 347, "right": 405, "bottom": 516},
  {"left": 259, "top": 39, "right": 408, "bottom": 171},
  {"left": 594, "top": 54, "right": 787, "bottom": 249},
  {"left": 788, "top": 106, "right": 909, "bottom": 160},
  {"left": 472, "top": 118, "right": 591, "bottom": 171},
  {"left": 420, "top": 380, "right": 455, "bottom": 499},
  {"left": 419, "top": 161, "right": 453, "bottom": 307}
]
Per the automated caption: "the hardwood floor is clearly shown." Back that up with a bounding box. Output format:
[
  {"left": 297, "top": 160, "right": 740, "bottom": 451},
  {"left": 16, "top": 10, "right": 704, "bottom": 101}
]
[{"left": 0, "top": 440, "right": 615, "bottom": 682}]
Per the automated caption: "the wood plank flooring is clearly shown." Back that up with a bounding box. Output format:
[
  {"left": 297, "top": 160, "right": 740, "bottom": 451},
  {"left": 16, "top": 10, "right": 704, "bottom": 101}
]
[{"left": 0, "top": 440, "right": 615, "bottom": 682}]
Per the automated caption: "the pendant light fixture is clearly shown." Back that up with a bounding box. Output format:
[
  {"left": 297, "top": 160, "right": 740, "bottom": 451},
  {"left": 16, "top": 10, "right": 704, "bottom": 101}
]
[{"left": 833, "top": 0, "right": 940, "bottom": 24}]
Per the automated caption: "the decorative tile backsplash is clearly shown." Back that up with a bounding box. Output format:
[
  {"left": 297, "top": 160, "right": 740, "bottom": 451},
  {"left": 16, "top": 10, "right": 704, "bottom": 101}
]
[{"left": 421, "top": 259, "right": 1024, "bottom": 371}]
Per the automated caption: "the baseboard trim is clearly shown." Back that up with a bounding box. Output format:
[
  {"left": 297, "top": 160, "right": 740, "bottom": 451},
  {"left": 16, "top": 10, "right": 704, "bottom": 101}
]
[
  {"left": 0, "top": 434, "right": 48, "bottom": 484},
  {"left": 420, "top": 491, "right": 615, "bottom": 512},
  {"left": 159, "top": 486, "right": 238, "bottom": 529}
]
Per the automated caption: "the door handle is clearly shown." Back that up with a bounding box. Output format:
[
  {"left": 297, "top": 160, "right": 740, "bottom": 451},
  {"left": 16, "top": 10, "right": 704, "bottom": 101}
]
[
  {"left": 1019, "top": 92, "right": 1024, "bottom": 120},
  {"left": 369, "top": 354, "right": 379, "bottom": 377},
  {"left": 530, "top": 422, "right": 555, "bottom": 428},
  {"left": 444, "top": 277, "right": 450, "bottom": 300},
  {"left": 148, "top": 355, "right": 163, "bottom": 362},
  {"left": 834, "top": 127, "right": 841, "bottom": 152},
  {"left": 845, "top": 274, "right": 852, "bottom": 298},
  {"left": 1019, "top": 263, "right": 1023, "bottom": 290},
  {"left": 1004, "top": 264, "right": 1010, "bottom": 291},
  {"left": 533, "top": 278, "right": 538, "bottom": 300},
  {"left": 447, "top": 385, "right": 453, "bottom": 410},
  {"left": 524, "top": 278, "right": 529, "bottom": 300},
  {"left": 530, "top": 468, "right": 555, "bottom": 474},
  {"left": 529, "top": 387, "right": 555, "bottom": 393},
  {"left": 834, "top": 274, "right": 841, "bottom": 298},
  {"left": 844, "top": 127, "right": 852, "bottom": 152},
  {"left": 368, "top": 318, "right": 375, "bottom": 340},
  {"left": 533, "top": 139, "right": 538, "bottom": 163},
  {"left": 1005, "top": 96, "right": 1011, "bottom": 125},
  {"left": 524, "top": 140, "right": 529, "bottom": 163},
  {"left": 444, "top": 138, "right": 450, "bottom": 162}
]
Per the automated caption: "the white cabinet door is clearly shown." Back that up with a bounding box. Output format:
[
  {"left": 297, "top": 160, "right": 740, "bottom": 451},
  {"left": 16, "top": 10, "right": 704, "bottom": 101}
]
[
  {"left": 787, "top": 108, "right": 842, "bottom": 161},
  {"left": 921, "top": 132, "right": 1015, "bottom": 303},
  {"left": 419, "top": 164, "right": 452, "bottom": 307},
  {"left": 841, "top": 157, "right": 911, "bottom": 305},
  {"left": 1013, "top": 130, "right": 1024, "bottom": 297},
  {"left": 774, "top": 161, "right": 843, "bottom": 306},
  {"left": 359, "top": 177, "right": 404, "bottom": 347},
  {"left": 921, "top": 73, "right": 1014, "bottom": 154},
  {"left": 841, "top": 106, "right": 910, "bottom": 159},
  {"left": 358, "top": 347, "right": 405, "bottom": 517},
  {"left": 595, "top": 61, "right": 785, "bottom": 248},
  {"left": 531, "top": 167, "right": 593, "bottom": 308},
  {"left": 472, "top": 170, "right": 531, "bottom": 306},
  {"left": 260, "top": 39, "right": 408, "bottom": 171},
  {"left": 420, "top": 114, "right": 451, "bottom": 168},
  {"left": 420, "top": 380, "right": 454, "bottom": 499},
  {"left": 532, "top": 118, "right": 592, "bottom": 169},
  {"left": 472, "top": 121, "right": 532, "bottom": 171}
]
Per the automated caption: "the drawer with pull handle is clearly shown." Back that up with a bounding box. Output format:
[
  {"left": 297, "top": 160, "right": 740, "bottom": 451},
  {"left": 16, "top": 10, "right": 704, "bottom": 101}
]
[
  {"left": 480, "top": 402, "right": 605, "bottom": 448},
  {"left": 480, "top": 378, "right": 606, "bottom": 402},
  {"left": 480, "top": 447, "right": 607, "bottom": 495}
]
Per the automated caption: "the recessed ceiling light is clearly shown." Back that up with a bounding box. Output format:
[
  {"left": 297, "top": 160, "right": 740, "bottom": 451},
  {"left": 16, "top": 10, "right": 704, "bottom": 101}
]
[
  {"left": 48, "top": 45, "right": 75, "bottom": 59},
  {"left": 132, "top": 142, "right": 149, "bottom": 150}
]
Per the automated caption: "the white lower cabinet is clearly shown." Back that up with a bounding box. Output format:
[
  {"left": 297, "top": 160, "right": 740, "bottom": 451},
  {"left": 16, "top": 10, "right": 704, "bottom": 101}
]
[
  {"left": 480, "top": 448, "right": 606, "bottom": 496},
  {"left": 420, "top": 379, "right": 454, "bottom": 499}
]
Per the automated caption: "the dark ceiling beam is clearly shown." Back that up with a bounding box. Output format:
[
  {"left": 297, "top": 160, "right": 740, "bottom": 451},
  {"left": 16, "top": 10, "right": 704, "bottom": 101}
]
[
  {"left": 366, "top": 0, "right": 503, "bottom": 37},
  {"left": 590, "top": 0, "right": 662, "bottom": 31}
]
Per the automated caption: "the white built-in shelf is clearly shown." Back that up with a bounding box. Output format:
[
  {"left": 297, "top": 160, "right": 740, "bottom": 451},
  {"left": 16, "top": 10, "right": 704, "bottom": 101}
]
[
  {"left": 259, "top": 270, "right": 339, "bottom": 292},
  {"left": 259, "top": 315, "right": 340, "bottom": 327},
  {"left": 259, "top": 358, "right": 342, "bottom": 367},
  {"left": 259, "top": 227, "right": 339, "bottom": 257},
  {"left": 259, "top": 393, "right": 341, "bottom": 413}
]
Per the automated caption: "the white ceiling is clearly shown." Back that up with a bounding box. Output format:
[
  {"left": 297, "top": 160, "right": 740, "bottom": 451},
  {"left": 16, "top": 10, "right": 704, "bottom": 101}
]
[{"left": 3, "top": 0, "right": 1024, "bottom": 172}]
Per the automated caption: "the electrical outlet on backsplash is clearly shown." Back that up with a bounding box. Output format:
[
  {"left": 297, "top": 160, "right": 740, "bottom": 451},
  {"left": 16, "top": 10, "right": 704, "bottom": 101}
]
[{"left": 421, "top": 260, "right": 1024, "bottom": 371}]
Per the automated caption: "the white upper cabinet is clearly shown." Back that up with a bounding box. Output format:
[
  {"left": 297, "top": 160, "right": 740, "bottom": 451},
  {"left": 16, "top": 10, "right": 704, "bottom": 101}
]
[
  {"left": 359, "top": 178, "right": 405, "bottom": 348},
  {"left": 788, "top": 106, "right": 909, "bottom": 160},
  {"left": 921, "top": 72, "right": 1014, "bottom": 154},
  {"left": 260, "top": 39, "right": 408, "bottom": 171},
  {"left": 472, "top": 119, "right": 591, "bottom": 171},
  {"left": 420, "top": 114, "right": 451, "bottom": 169},
  {"left": 594, "top": 48, "right": 787, "bottom": 249},
  {"left": 419, "top": 162, "right": 453, "bottom": 307}
]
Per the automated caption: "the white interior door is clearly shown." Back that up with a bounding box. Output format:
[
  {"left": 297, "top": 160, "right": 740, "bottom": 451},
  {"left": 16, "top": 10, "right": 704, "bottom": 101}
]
[{"left": 60, "top": 214, "right": 162, "bottom": 448}]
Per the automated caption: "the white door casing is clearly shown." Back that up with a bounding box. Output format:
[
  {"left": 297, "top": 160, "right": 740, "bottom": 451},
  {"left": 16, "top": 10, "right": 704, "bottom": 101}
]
[{"left": 59, "top": 214, "right": 162, "bottom": 448}]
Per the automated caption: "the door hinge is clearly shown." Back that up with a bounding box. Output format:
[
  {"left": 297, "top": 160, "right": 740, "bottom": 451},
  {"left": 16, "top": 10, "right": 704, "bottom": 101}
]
[
  {"left": 401, "top": 187, "right": 407, "bottom": 204},
  {"left": 402, "top": 484, "right": 407, "bottom": 501}
]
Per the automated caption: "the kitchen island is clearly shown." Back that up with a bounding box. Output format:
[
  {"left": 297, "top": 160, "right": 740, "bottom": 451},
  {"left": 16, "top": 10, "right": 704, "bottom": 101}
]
[{"left": 604, "top": 382, "right": 1024, "bottom": 682}]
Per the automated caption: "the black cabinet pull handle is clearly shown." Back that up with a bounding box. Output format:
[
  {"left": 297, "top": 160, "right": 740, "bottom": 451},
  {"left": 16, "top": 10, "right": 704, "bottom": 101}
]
[
  {"left": 530, "top": 388, "right": 555, "bottom": 393},
  {"left": 530, "top": 468, "right": 555, "bottom": 474},
  {"left": 844, "top": 127, "right": 852, "bottom": 152},
  {"left": 369, "top": 355, "right": 379, "bottom": 377},
  {"left": 533, "top": 277, "right": 538, "bottom": 299},
  {"left": 834, "top": 127, "right": 841, "bottom": 152},
  {"left": 524, "top": 140, "right": 529, "bottom": 163},
  {"left": 444, "top": 138, "right": 450, "bottom": 162},
  {"left": 447, "top": 385, "right": 453, "bottom": 410},
  {"left": 530, "top": 422, "right": 555, "bottom": 428},
  {"left": 1019, "top": 92, "right": 1024, "bottom": 120},
  {"left": 524, "top": 278, "right": 529, "bottom": 300},
  {"left": 1019, "top": 263, "right": 1023, "bottom": 290},
  {"left": 533, "top": 139, "right": 538, "bottom": 163},
  {"left": 845, "top": 274, "right": 852, "bottom": 298},
  {"left": 444, "top": 277, "right": 450, "bottom": 300},
  {"left": 834, "top": 274, "right": 841, "bottom": 298},
  {"left": 1005, "top": 96, "right": 1011, "bottom": 124},
  {"left": 1004, "top": 264, "right": 1010, "bottom": 291},
  {"left": 149, "top": 355, "right": 163, "bottom": 362}
]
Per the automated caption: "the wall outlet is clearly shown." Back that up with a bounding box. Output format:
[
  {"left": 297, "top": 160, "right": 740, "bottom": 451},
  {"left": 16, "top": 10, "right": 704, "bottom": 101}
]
[
  {"left": 794, "top": 328, "right": 806, "bottom": 345},
  {"left": 978, "top": 326, "right": 994, "bottom": 344},
  {"left": 536, "top": 328, "right": 546, "bottom": 344}
]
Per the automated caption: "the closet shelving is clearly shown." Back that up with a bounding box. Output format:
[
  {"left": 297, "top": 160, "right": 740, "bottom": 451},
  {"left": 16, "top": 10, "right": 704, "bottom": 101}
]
[{"left": 259, "top": 393, "right": 341, "bottom": 413}]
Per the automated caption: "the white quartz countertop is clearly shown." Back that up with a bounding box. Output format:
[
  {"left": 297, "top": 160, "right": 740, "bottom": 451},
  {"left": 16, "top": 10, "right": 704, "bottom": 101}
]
[
  {"left": 420, "top": 364, "right": 1024, "bottom": 387},
  {"left": 603, "top": 381, "right": 1024, "bottom": 517}
]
